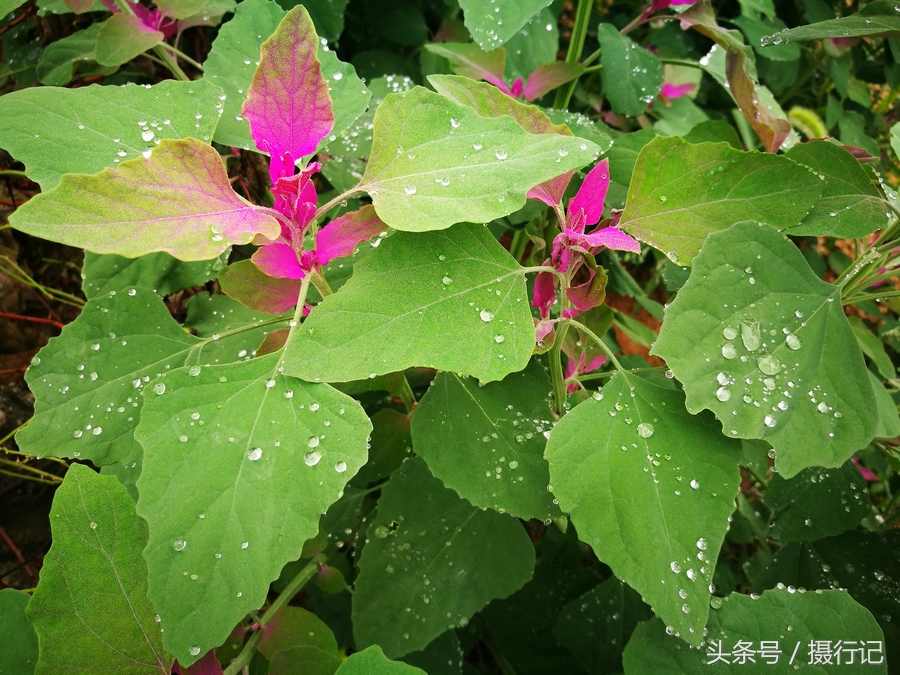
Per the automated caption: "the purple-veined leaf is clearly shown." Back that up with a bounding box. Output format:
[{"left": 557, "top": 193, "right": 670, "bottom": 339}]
[
  {"left": 527, "top": 170, "right": 572, "bottom": 208},
  {"left": 219, "top": 259, "right": 302, "bottom": 314},
  {"left": 567, "top": 159, "right": 610, "bottom": 229},
  {"left": 316, "top": 205, "right": 387, "bottom": 266},
  {"left": 95, "top": 13, "right": 164, "bottom": 67},
  {"left": 9, "top": 138, "right": 279, "bottom": 261},
  {"left": 522, "top": 62, "right": 583, "bottom": 101},
  {"left": 252, "top": 242, "right": 304, "bottom": 279},
  {"left": 567, "top": 226, "right": 641, "bottom": 253},
  {"left": 242, "top": 5, "right": 334, "bottom": 177},
  {"left": 423, "top": 42, "right": 510, "bottom": 93}
]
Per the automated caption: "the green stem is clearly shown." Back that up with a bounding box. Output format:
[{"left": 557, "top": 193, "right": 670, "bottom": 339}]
[
  {"left": 277, "top": 276, "right": 312, "bottom": 367},
  {"left": 549, "top": 320, "right": 571, "bottom": 417},
  {"left": 581, "top": 47, "right": 601, "bottom": 67},
  {"left": 0, "top": 170, "right": 28, "bottom": 179},
  {"left": 396, "top": 373, "right": 416, "bottom": 413},
  {"left": 658, "top": 57, "right": 703, "bottom": 68},
  {"left": 1, "top": 446, "right": 69, "bottom": 468},
  {"left": 844, "top": 289, "right": 900, "bottom": 304},
  {"left": 160, "top": 43, "right": 204, "bottom": 72},
  {"left": 0, "top": 468, "right": 59, "bottom": 485},
  {"left": 309, "top": 272, "right": 333, "bottom": 298},
  {"left": 509, "top": 228, "right": 529, "bottom": 263},
  {"left": 0, "top": 457, "right": 64, "bottom": 482},
  {"left": 153, "top": 45, "right": 190, "bottom": 81},
  {"left": 314, "top": 188, "right": 363, "bottom": 221},
  {"left": 520, "top": 265, "right": 567, "bottom": 285},
  {"left": 222, "top": 557, "right": 320, "bottom": 675},
  {"left": 566, "top": 319, "right": 624, "bottom": 372},
  {"left": 552, "top": 0, "right": 593, "bottom": 110}
]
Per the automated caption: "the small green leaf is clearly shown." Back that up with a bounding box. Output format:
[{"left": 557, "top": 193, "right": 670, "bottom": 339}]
[
  {"left": 785, "top": 141, "right": 890, "bottom": 238},
  {"left": 154, "top": 0, "right": 209, "bottom": 20},
  {"left": 27, "top": 465, "right": 172, "bottom": 675},
  {"left": 10, "top": 139, "right": 279, "bottom": 261},
  {"left": 17, "top": 288, "right": 199, "bottom": 466},
  {"left": 458, "top": 0, "right": 553, "bottom": 50},
  {"left": 258, "top": 606, "right": 338, "bottom": 658},
  {"left": 765, "top": 460, "right": 870, "bottom": 542},
  {"left": 401, "top": 630, "right": 464, "bottom": 675},
  {"left": 36, "top": 23, "right": 102, "bottom": 85},
  {"left": 134, "top": 354, "right": 371, "bottom": 664},
  {"left": 411, "top": 359, "right": 562, "bottom": 520},
  {"left": 597, "top": 23, "right": 664, "bottom": 117},
  {"left": 0, "top": 79, "right": 223, "bottom": 189},
  {"left": 870, "top": 370, "right": 900, "bottom": 437},
  {"left": 504, "top": 8, "right": 558, "bottom": 80},
  {"left": 771, "top": 0, "right": 900, "bottom": 43},
  {"left": 219, "top": 259, "right": 302, "bottom": 314},
  {"left": 623, "top": 588, "right": 887, "bottom": 673},
  {"left": 269, "top": 646, "right": 342, "bottom": 674},
  {"left": 544, "top": 372, "right": 741, "bottom": 643},
  {"left": 82, "top": 251, "right": 225, "bottom": 299},
  {"left": 652, "top": 221, "right": 877, "bottom": 477},
  {"left": 0, "top": 589, "right": 38, "bottom": 674},
  {"left": 358, "top": 87, "right": 598, "bottom": 232},
  {"left": 283, "top": 223, "right": 534, "bottom": 384},
  {"left": 94, "top": 13, "right": 163, "bottom": 67},
  {"left": 336, "top": 646, "right": 426, "bottom": 675},
  {"left": 619, "top": 137, "right": 824, "bottom": 265},
  {"left": 352, "top": 457, "right": 535, "bottom": 658},
  {"left": 351, "top": 408, "right": 411, "bottom": 487},
  {"left": 849, "top": 317, "right": 895, "bottom": 380}
]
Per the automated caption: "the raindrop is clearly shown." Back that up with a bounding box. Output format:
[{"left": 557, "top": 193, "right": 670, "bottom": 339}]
[
  {"left": 173, "top": 538, "right": 187, "bottom": 551},
  {"left": 722, "top": 326, "right": 737, "bottom": 340},
  {"left": 307, "top": 436, "right": 320, "bottom": 448},
  {"left": 690, "top": 479, "right": 700, "bottom": 489},
  {"left": 670, "top": 561, "right": 681, "bottom": 573},
  {"left": 480, "top": 309, "right": 494, "bottom": 322},
  {"left": 189, "top": 366, "right": 201, "bottom": 376},
  {"left": 494, "top": 335, "right": 505, "bottom": 343},
  {"left": 817, "top": 402, "right": 829, "bottom": 413},
  {"left": 241, "top": 541, "right": 249, "bottom": 549},
  {"left": 141, "top": 130, "right": 155, "bottom": 142},
  {"left": 335, "top": 461, "right": 348, "bottom": 473},
  {"left": 637, "top": 423, "right": 654, "bottom": 438},
  {"left": 757, "top": 354, "right": 782, "bottom": 375},
  {"left": 697, "top": 538, "right": 707, "bottom": 550},
  {"left": 740, "top": 320, "right": 761, "bottom": 352},
  {"left": 442, "top": 276, "right": 453, "bottom": 286},
  {"left": 785, "top": 334, "right": 801, "bottom": 350},
  {"left": 764, "top": 415, "right": 777, "bottom": 428},
  {"left": 153, "top": 383, "right": 166, "bottom": 395},
  {"left": 404, "top": 185, "right": 417, "bottom": 195},
  {"left": 495, "top": 149, "right": 507, "bottom": 160},
  {"left": 248, "top": 447, "right": 263, "bottom": 461},
  {"left": 716, "top": 387, "right": 731, "bottom": 402},
  {"left": 721, "top": 343, "right": 737, "bottom": 359},
  {"left": 450, "top": 117, "right": 460, "bottom": 128},
  {"left": 189, "top": 646, "right": 201, "bottom": 656},
  {"left": 304, "top": 451, "right": 322, "bottom": 466}
]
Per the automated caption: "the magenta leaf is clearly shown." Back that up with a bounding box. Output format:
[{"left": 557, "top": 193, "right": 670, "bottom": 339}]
[
  {"left": 567, "top": 226, "right": 642, "bottom": 253},
  {"left": 566, "top": 159, "right": 610, "bottom": 230},
  {"left": 173, "top": 650, "right": 224, "bottom": 675},
  {"left": 565, "top": 266, "right": 607, "bottom": 312},
  {"left": 527, "top": 171, "right": 572, "bottom": 208},
  {"left": 522, "top": 62, "right": 584, "bottom": 101},
  {"left": 242, "top": 5, "right": 334, "bottom": 179},
  {"left": 532, "top": 270, "right": 557, "bottom": 319},
  {"left": 315, "top": 205, "right": 387, "bottom": 267},
  {"left": 271, "top": 161, "right": 320, "bottom": 222},
  {"left": 660, "top": 82, "right": 697, "bottom": 99},
  {"left": 219, "top": 259, "right": 303, "bottom": 313},
  {"left": 423, "top": 43, "right": 510, "bottom": 93},
  {"left": 9, "top": 139, "right": 279, "bottom": 261},
  {"left": 252, "top": 241, "right": 305, "bottom": 279}
]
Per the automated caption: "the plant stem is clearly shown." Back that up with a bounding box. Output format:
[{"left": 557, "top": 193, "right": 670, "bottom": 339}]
[
  {"left": 0, "top": 170, "right": 28, "bottom": 179},
  {"left": 160, "top": 43, "right": 204, "bottom": 72},
  {"left": 314, "top": 188, "right": 363, "bottom": 221},
  {"left": 566, "top": 319, "right": 624, "bottom": 372},
  {"left": 844, "top": 289, "right": 900, "bottom": 304},
  {"left": 309, "top": 272, "right": 333, "bottom": 298},
  {"left": 277, "top": 276, "right": 312, "bottom": 365},
  {"left": 396, "top": 373, "right": 416, "bottom": 413},
  {"left": 0, "top": 457, "right": 64, "bottom": 482},
  {"left": 552, "top": 0, "right": 593, "bottom": 110},
  {"left": 549, "top": 320, "right": 570, "bottom": 417},
  {"left": 509, "top": 228, "right": 529, "bottom": 263},
  {"left": 222, "top": 558, "right": 320, "bottom": 675},
  {"left": 154, "top": 45, "right": 190, "bottom": 80}
]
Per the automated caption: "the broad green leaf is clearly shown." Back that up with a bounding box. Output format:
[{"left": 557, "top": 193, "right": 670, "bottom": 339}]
[
  {"left": 352, "top": 457, "right": 535, "bottom": 658},
  {"left": 0, "top": 589, "right": 38, "bottom": 674},
  {"left": 257, "top": 606, "right": 338, "bottom": 658},
  {"left": 849, "top": 317, "right": 895, "bottom": 380},
  {"left": 282, "top": 223, "right": 534, "bottom": 384},
  {"left": 82, "top": 251, "right": 225, "bottom": 299},
  {"left": 0, "top": 79, "right": 223, "bottom": 189},
  {"left": 544, "top": 371, "right": 741, "bottom": 643},
  {"left": 428, "top": 74, "right": 569, "bottom": 135},
  {"left": 357, "top": 87, "right": 598, "bottom": 232},
  {"left": 683, "top": 120, "right": 743, "bottom": 149},
  {"left": 769, "top": 0, "right": 900, "bottom": 43},
  {"left": 870, "top": 370, "right": 900, "bottom": 437},
  {"left": 401, "top": 630, "right": 464, "bottom": 675},
  {"left": 597, "top": 23, "right": 664, "bottom": 117},
  {"left": 785, "top": 141, "right": 890, "bottom": 238},
  {"left": 351, "top": 408, "right": 411, "bottom": 487},
  {"left": 552, "top": 577, "right": 652, "bottom": 674},
  {"left": 619, "top": 137, "right": 823, "bottom": 265},
  {"left": 335, "top": 646, "right": 426, "bottom": 675},
  {"left": 651, "top": 221, "right": 877, "bottom": 477},
  {"left": 178, "top": 0, "right": 235, "bottom": 30},
  {"left": 219, "top": 259, "right": 302, "bottom": 314},
  {"left": 458, "top": 0, "right": 552, "bottom": 50},
  {"left": 733, "top": 16, "right": 800, "bottom": 61},
  {"left": 10, "top": 139, "right": 279, "bottom": 261},
  {"left": 623, "top": 588, "right": 887, "bottom": 673},
  {"left": 269, "top": 646, "right": 342, "bottom": 674},
  {"left": 411, "top": 358, "right": 561, "bottom": 520},
  {"left": 765, "top": 461, "right": 869, "bottom": 542},
  {"left": 891, "top": 122, "right": 900, "bottom": 161},
  {"left": 27, "top": 465, "right": 172, "bottom": 675},
  {"left": 504, "top": 8, "right": 558, "bottom": 80},
  {"left": 203, "top": 0, "right": 368, "bottom": 152},
  {"left": 94, "top": 13, "right": 164, "bottom": 67},
  {"left": 17, "top": 288, "right": 199, "bottom": 466},
  {"left": 36, "top": 23, "right": 102, "bottom": 85},
  {"left": 545, "top": 110, "right": 614, "bottom": 153},
  {"left": 752, "top": 530, "right": 900, "bottom": 658},
  {"left": 301, "top": 0, "right": 349, "bottom": 42},
  {"left": 1, "top": 0, "right": 27, "bottom": 18},
  {"left": 155, "top": 0, "right": 208, "bottom": 20},
  {"left": 134, "top": 354, "right": 371, "bottom": 664}
]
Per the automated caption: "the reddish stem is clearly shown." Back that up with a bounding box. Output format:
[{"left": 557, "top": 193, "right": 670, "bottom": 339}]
[
  {"left": 0, "top": 4, "right": 35, "bottom": 38},
  {"left": 0, "top": 523, "right": 38, "bottom": 583},
  {"left": 0, "top": 312, "right": 65, "bottom": 329}
]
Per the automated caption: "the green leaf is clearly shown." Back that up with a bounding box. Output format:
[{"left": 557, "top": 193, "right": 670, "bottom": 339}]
[
  {"left": 269, "top": 646, "right": 342, "bottom": 674},
  {"left": 351, "top": 408, "right": 411, "bottom": 487},
  {"left": 17, "top": 288, "right": 199, "bottom": 466},
  {"left": 352, "top": 457, "right": 535, "bottom": 658},
  {"left": 82, "top": 251, "right": 225, "bottom": 299},
  {"left": 623, "top": 588, "right": 887, "bottom": 672},
  {"left": 282, "top": 223, "right": 535, "bottom": 384},
  {"left": 300, "top": 0, "right": 349, "bottom": 42},
  {"left": 0, "top": 79, "right": 224, "bottom": 189},
  {"left": 94, "top": 13, "right": 163, "bottom": 67},
  {"left": 1, "top": 0, "right": 27, "bottom": 19},
  {"left": 545, "top": 110, "right": 614, "bottom": 154},
  {"left": 870, "top": 370, "right": 900, "bottom": 437},
  {"left": 134, "top": 354, "right": 371, "bottom": 664},
  {"left": 458, "top": 0, "right": 552, "bottom": 50},
  {"left": 258, "top": 606, "right": 338, "bottom": 658},
  {"left": 10, "top": 139, "right": 279, "bottom": 261},
  {"left": 504, "top": 8, "right": 558, "bottom": 80},
  {"left": 619, "top": 137, "right": 823, "bottom": 265},
  {"left": 358, "top": 87, "right": 598, "bottom": 232},
  {"left": 335, "top": 646, "right": 426, "bottom": 675},
  {"left": 651, "top": 221, "right": 877, "bottom": 478},
  {"left": 219, "top": 259, "right": 302, "bottom": 314},
  {"left": 26, "top": 465, "right": 172, "bottom": 675},
  {"left": 597, "top": 23, "right": 664, "bottom": 117},
  {"left": 401, "top": 630, "right": 464, "bottom": 675},
  {"left": 733, "top": 16, "right": 800, "bottom": 61},
  {"left": 36, "top": 23, "right": 102, "bottom": 85},
  {"left": 544, "top": 371, "right": 742, "bottom": 643},
  {"left": 891, "top": 122, "right": 900, "bottom": 161},
  {"left": 683, "top": 120, "right": 743, "bottom": 149},
  {"left": 155, "top": 0, "right": 208, "bottom": 20},
  {"left": 765, "top": 460, "right": 870, "bottom": 542},
  {"left": 769, "top": 0, "right": 900, "bottom": 43},
  {"left": 0, "top": 589, "right": 38, "bottom": 674},
  {"left": 849, "top": 317, "right": 895, "bottom": 380},
  {"left": 552, "top": 577, "right": 652, "bottom": 674},
  {"left": 411, "top": 358, "right": 561, "bottom": 521},
  {"left": 785, "top": 141, "right": 890, "bottom": 238},
  {"left": 203, "top": 0, "right": 368, "bottom": 152}
]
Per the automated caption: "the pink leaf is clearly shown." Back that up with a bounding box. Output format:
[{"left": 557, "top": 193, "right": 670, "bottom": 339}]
[
  {"left": 173, "top": 650, "right": 223, "bottom": 675},
  {"left": 852, "top": 457, "right": 879, "bottom": 482},
  {"left": 535, "top": 319, "right": 555, "bottom": 344},
  {"left": 532, "top": 270, "right": 557, "bottom": 319},
  {"left": 242, "top": 6, "right": 334, "bottom": 178},
  {"left": 660, "top": 82, "right": 697, "bottom": 99},
  {"left": 509, "top": 77, "right": 524, "bottom": 98},
  {"left": 527, "top": 171, "right": 573, "bottom": 208},
  {"left": 565, "top": 267, "right": 607, "bottom": 312},
  {"left": 567, "top": 226, "right": 642, "bottom": 254},
  {"left": 522, "top": 62, "right": 584, "bottom": 102},
  {"left": 252, "top": 242, "right": 305, "bottom": 279},
  {"left": 424, "top": 43, "right": 510, "bottom": 93},
  {"left": 315, "top": 205, "right": 386, "bottom": 267},
  {"left": 271, "top": 161, "right": 319, "bottom": 222},
  {"left": 567, "top": 159, "right": 610, "bottom": 230},
  {"left": 219, "top": 259, "right": 303, "bottom": 314}
]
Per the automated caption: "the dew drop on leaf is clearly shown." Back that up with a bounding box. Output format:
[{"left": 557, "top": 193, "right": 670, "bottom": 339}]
[
  {"left": 189, "top": 646, "right": 200, "bottom": 656},
  {"left": 304, "top": 451, "right": 322, "bottom": 466},
  {"left": 248, "top": 447, "right": 262, "bottom": 461},
  {"left": 307, "top": 436, "right": 320, "bottom": 448},
  {"left": 335, "top": 461, "right": 347, "bottom": 473},
  {"left": 721, "top": 343, "right": 737, "bottom": 359},
  {"left": 153, "top": 383, "right": 166, "bottom": 395},
  {"left": 636, "top": 423, "right": 654, "bottom": 438},
  {"left": 173, "top": 538, "right": 186, "bottom": 551},
  {"left": 480, "top": 310, "right": 494, "bottom": 322},
  {"left": 785, "top": 334, "right": 801, "bottom": 350}
]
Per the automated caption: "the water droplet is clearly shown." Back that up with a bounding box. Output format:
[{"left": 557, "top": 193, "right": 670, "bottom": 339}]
[
  {"left": 153, "top": 383, "right": 166, "bottom": 395},
  {"left": 785, "top": 334, "right": 801, "bottom": 350},
  {"left": 248, "top": 447, "right": 262, "bottom": 461},
  {"left": 173, "top": 538, "right": 187, "bottom": 551},
  {"left": 473, "top": 141, "right": 483, "bottom": 150},
  {"left": 442, "top": 275, "right": 453, "bottom": 286},
  {"left": 480, "top": 309, "right": 494, "bottom": 322},
  {"left": 716, "top": 386, "right": 731, "bottom": 402},
  {"left": 307, "top": 436, "right": 320, "bottom": 448},
  {"left": 682, "top": 603, "right": 691, "bottom": 614},
  {"left": 697, "top": 538, "right": 707, "bottom": 550},
  {"left": 637, "top": 423, "right": 654, "bottom": 438},
  {"left": 374, "top": 526, "right": 389, "bottom": 539},
  {"left": 757, "top": 354, "right": 781, "bottom": 375},
  {"left": 740, "top": 320, "right": 761, "bottom": 352},
  {"left": 690, "top": 479, "right": 699, "bottom": 489},
  {"left": 189, "top": 646, "right": 201, "bottom": 656},
  {"left": 265, "top": 378, "right": 276, "bottom": 388},
  {"left": 241, "top": 541, "right": 249, "bottom": 549},
  {"left": 335, "top": 461, "right": 347, "bottom": 473},
  {"left": 764, "top": 415, "right": 777, "bottom": 428},
  {"left": 141, "top": 130, "right": 155, "bottom": 142},
  {"left": 817, "top": 402, "right": 829, "bottom": 413},
  {"left": 189, "top": 365, "right": 201, "bottom": 376},
  {"left": 722, "top": 326, "right": 738, "bottom": 340},
  {"left": 92, "top": 426, "right": 103, "bottom": 436},
  {"left": 495, "top": 149, "right": 507, "bottom": 160},
  {"left": 73, "top": 430, "right": 83, "bottom": 438},
  {"left": 721, "top": 343, "right": 737, "bottom": 359},
  {"left": 670, "top": 561, "right": 681, "bottom": 573},
  {"left": 493, "top": 335, "right": 505, "bottom": 343},
  {"left": 404, "top": 185, "right": 417, "bottom": 195},
  {"left": 450, "top": 117, "right": 460, "bottom": 128},
  {"left": 304, "top": 451, "right": 322, "bottom": 466}
]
